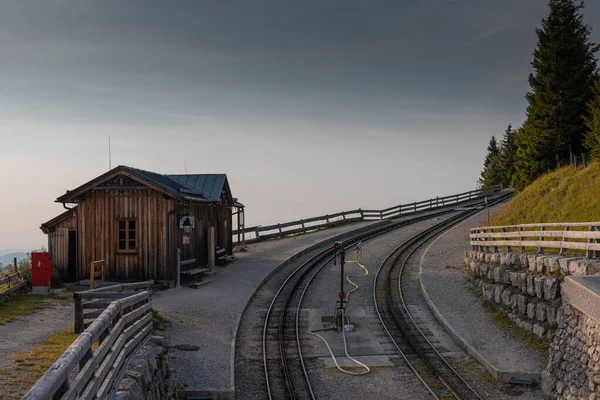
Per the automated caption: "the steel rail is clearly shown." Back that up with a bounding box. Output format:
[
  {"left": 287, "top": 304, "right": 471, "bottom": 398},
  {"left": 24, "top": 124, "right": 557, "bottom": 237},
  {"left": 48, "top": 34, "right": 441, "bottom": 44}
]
[
  {"left": 374, "top": 194, "right": 510, "bottom": 399},
  {"left": 263, "top": 198, "right": 498, "bottom": 399}
]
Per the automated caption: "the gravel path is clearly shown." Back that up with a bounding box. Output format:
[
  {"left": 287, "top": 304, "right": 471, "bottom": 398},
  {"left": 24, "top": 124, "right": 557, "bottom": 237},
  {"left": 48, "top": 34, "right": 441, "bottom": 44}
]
[
  {"left": 419, "top": 203, "right": 546, "bottom": 395},
  {"left": 0, "top": 295, "right": 73, "bottom": 396}
]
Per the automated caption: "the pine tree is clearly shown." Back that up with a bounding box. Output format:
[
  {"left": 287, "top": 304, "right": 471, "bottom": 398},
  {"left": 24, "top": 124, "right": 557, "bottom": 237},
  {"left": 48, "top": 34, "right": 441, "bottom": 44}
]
[
  {"left": 479, "top": 136, "right": 502, "bottom": 189},
  {"left": 498, "top": 124, "right": 517, "bottom": 187},
  {"left": 513, "top": 0, "right": 599, "bottom": 190},
  {"left": 584, "top": 80, "right": 600, "bottom": 160}
]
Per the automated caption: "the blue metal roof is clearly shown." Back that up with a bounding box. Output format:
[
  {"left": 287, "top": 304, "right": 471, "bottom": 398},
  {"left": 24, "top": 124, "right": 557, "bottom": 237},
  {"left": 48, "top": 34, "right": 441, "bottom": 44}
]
[{"left": 168, "top": 174, "right": 226, "bottom": 202}]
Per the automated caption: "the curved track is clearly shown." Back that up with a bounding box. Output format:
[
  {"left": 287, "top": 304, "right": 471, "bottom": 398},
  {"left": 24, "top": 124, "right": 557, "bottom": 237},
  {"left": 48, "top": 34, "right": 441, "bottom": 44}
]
[
  {"left": 261, "top": 197, "right": 507, "bottom": 399},
  {"left": 374, "top": 196, "right": 509, "bottom": 400}
]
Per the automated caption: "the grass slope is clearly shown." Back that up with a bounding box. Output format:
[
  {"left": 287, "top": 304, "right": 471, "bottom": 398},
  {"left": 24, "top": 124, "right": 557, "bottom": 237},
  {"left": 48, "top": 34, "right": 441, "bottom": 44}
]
[{"left": 492, "top": 162, "right": 600, "bottom": 226}]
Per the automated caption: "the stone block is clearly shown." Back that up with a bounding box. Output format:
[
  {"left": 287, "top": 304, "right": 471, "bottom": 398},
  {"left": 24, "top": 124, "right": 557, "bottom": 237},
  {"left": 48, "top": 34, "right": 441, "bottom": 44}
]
[
  {"left": 519, "top": 272, "right": 528, "bottom": 293},
  {"left": 556, "top": 306, "right": 565, "bottom": 328},
  {"left": 509, "top": 271, "right": 521, "bottom": 288},
  {"left": 547, "top": 302, "right": 560, "bottom": 326},
  {"left": 483, "top": 283, "right": 495, "bottom": 301},
  {"left": 588, "top": 261, "right": 600, "bottom": 275},
  {"left": 544, "top": 277, "right": 559, "bottom": 301},
  {"left": 544, "top": 256, "right": 561, "bottom": 273},
  {"left": 569, "top": 259, "right": 593, "bottom": 276},
  {"left": 528, "top": 254, "right": 538, "bottom": 272},
  {"left": 536, "top": 256, "right": 546, "bottom": 273},
  {"left": 534, "top": 276, "right": 546, "bottom": 298},
  {"left": 494, "top": 284, "right": 503, "bottom": 304},
  {"left": 536, "top": 303, "right": 548, "bottom": 322},
  {"left": 480, "top": 264, "right": 488, "bottom": 277},
  {"left": 502, "top": 288, "right": 516, "bottom": 308},
  {"left": 501, "top": 268, "right": 512, "bottom": 284},
  {"left": 519, "top": 253, "right": 529, "bottom": 270},
  {"left": 491, "top": 253, "right": 500, "bottom": 264},
  {"left": 517, "top": 294, "right": 529, "bottom": 315},
  {"left": 485, "top": 253, "right": 493, "bottom": 263},
  {"left": 487, "top": 267, "right": 495, "bottom": 280},
  {"left": 527, "top": 275, "right": 536, "bottom": 296},
  {"left": 493, "top": 267, "right": 501, "bottom": 282},
  {"left": 515, "top": 317, "right": 533, "bottom": 332},
  {"left": 533, "top": 323, "right": 547, "bottom": 338},
  {"left": 527, "top": 302, "right": 536, "bottom": 320}
]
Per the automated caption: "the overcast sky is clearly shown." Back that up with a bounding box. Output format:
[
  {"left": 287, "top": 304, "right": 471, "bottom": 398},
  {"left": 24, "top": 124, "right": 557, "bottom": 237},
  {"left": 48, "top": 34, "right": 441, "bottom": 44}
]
[{"left": 1, "top": 0, "right": 599, "bottom": 251}]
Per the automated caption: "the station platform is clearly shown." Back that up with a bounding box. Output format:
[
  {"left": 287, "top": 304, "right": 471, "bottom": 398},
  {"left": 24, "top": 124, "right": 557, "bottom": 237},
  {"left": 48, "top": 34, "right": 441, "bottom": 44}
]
[{"left": 419, "top": 204, "right": 546, "bottom": 384}]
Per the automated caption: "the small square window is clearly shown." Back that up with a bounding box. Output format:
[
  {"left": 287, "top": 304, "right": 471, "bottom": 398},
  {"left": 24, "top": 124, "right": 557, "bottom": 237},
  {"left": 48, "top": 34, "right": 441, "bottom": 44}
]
[{"left": 118, "top": 219, "right": 137, "bottom": 252}]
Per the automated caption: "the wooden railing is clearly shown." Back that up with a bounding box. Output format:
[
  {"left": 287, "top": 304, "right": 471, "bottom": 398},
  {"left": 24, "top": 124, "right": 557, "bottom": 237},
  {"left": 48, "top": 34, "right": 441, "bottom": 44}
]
[
  {"left": 23, "top": 290, "right": 153, "bottom": 400},
  {"left": 0, "top": 268, "right": 31, "bottom": 296},
  {"left": 89, "top": 260, "right": 105, "bottom": 289},
  {"left": 235, "top": 185, "right": 503, "bottom": 243},
  {"left": 470, "top": 222, "right": 600, "bottom": 258},
  {"left": 73, "top": 281, "right": 155, "bottom": 334}
]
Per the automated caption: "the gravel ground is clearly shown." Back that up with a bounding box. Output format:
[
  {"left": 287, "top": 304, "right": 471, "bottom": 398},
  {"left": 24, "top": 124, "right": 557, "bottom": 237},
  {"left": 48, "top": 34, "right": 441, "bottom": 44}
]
[
  {"left": 419, "top": 203, "right": 545, "bottom": 398},
  {"left": 0, "top": 296, "right": 73, "bottom": 390}
]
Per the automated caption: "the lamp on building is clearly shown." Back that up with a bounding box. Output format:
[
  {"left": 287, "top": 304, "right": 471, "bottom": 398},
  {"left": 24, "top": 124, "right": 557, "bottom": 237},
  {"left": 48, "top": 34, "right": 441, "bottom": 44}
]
[{"left": 182, "top": 216, "right": 193, "bottom": 234}]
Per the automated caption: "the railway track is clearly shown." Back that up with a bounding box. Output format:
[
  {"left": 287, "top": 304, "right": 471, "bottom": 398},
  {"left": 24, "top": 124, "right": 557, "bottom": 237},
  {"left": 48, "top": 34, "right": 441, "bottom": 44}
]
[
  {"left": 374, "top": 195, "right": 510, "bottom": 400},
  {"left": 261, "top": 195, "right": 508, "bottom": 399}
]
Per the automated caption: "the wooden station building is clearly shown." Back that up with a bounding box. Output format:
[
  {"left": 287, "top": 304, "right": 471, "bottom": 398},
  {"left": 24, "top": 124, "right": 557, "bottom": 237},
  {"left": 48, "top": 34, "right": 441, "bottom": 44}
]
[{"left": 40, "top": 165, "right": 243, "bottom": 283}]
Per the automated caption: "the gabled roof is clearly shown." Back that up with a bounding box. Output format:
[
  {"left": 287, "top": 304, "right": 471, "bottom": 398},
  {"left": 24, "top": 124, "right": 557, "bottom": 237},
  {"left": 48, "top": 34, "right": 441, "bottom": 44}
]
[
  {"left": 40, "top": 206, "right": 77, "bottom": 233},
  {"left": 55, "top": 165, "right": 235, "bottom": 205}
]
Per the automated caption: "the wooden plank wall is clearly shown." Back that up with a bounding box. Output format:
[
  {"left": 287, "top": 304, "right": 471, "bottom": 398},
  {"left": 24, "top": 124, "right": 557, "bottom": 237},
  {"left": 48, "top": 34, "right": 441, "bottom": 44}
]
[
  {"left": 78, "top": 189, "right": 233, "bottom": 281},
  {"left": 48, "top": 217, "right": 76, "bottom": 277},
  {"left": 78, "top": 189, "right": 169, "bottom": 280}
]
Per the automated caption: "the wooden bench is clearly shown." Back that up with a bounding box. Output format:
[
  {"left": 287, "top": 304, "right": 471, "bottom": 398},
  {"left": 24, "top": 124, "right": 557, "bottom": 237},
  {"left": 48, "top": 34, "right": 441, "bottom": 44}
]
[{"left": 216, "top": 248, "right": 235, "bottom": 264}]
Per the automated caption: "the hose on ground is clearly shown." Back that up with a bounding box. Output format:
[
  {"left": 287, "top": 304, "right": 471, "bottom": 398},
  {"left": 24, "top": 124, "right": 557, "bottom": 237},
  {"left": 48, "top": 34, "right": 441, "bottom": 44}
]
[{"left": 307, "top": 246, "right": 371, "bottom": 376}]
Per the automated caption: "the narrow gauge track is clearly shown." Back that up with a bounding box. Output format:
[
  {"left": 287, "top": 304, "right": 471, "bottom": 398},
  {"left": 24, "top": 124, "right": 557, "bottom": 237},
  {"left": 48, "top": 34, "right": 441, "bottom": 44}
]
[
  {"left": 262, "top": 199, "right": 499, "bottom": 400},
  {"left": 374, "top": 194, "right": 510, "bottom": 400}
]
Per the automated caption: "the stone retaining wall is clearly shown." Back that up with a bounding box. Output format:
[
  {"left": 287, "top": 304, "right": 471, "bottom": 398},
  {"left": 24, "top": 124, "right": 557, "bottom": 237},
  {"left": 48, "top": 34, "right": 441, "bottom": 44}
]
[
  {"left": 464, "top": 251, "right": 600, "bottom": 341},
  {"left": 115, "top": 338, "right": 176, "bottom": 400}
]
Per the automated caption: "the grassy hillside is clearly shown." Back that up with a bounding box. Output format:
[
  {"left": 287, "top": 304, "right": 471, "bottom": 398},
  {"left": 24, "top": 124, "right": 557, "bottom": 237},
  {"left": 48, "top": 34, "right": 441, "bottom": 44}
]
[{"left": 492, "top": 162, "right": 600, "bottom": 226}]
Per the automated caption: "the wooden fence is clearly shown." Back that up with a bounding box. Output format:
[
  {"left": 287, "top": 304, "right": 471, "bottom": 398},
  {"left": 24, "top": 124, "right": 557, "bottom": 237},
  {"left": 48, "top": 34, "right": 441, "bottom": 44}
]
[
  {"left": 470, "top": 222, "right": 600, "bottom": 258},
  {"left": 235, "top": 185, "right": 503, "bottom": 243},
  {"left": 73, "top": 281, "right": 155, "bottom": 334},
  {"left": 0, "top": 268, "right": 31, "bottom": 296},
  {"left": 24, "top": 287, "right": 153, "bottom": 399}
]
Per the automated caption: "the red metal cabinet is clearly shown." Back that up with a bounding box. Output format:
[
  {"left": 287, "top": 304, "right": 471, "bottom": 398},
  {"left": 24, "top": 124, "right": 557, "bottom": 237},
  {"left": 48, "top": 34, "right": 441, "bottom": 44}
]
[{"left": 32, "top": 251, "right": 52, "bottom": 288}]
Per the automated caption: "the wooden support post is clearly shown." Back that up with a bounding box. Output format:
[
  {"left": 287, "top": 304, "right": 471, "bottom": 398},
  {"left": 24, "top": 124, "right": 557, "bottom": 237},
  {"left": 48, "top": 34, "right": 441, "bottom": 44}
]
[
  {"left": 587, "top": 226, "right": 595, "bottom": 259},
  {"left": 74, "top": 293, "right": 83, "bottom": 334},
  {"left": 278, "top": 223, "right": 282, "bottom": 236},
  {"left": 13, "top": 257, "right": 17, "bottom": 273},
  {"left": 503, "top": 228, "right": 512, "bottom": 252},
  {"left": 538, "top": 226, "right": 545, "bottom": 254},
  {"left": 208, "top": 226, "right": 215, "bottom": 269},
  {"left": 560, "top": 226, "right": 569, "bottom": 256},
  {"left": 359, "top": 208, "right": 364, "bottom": 220},
  {"left": 255, "top": 227, "right": 260, "bottom": 239},
  {"left": 520, "top": 226, "right": 525, "bottom": 253},
  {"left": 301, "top": 219, "right": 305, "bottom": 231},
  {"left": 176, "top": 248, "right": 181, "bottom": 288},
  {"left": 342, "top": 212, "right": 346, "bottom": 220}
]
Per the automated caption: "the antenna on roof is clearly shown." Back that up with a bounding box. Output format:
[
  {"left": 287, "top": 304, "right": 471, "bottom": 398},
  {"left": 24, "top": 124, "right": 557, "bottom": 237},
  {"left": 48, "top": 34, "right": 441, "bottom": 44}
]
[
  {"left": 109, "top": 135, "right": 112, "bottom": 170},
  {"left": 185, "top": 160, "right": 187, "bottom": 174}
]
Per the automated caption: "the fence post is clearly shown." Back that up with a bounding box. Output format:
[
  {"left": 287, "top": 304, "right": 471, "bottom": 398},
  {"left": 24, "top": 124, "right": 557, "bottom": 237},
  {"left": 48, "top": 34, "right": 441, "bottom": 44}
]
[
  {"left": 359, "top": 209, "right": 364, "bottom": 220},
  {"left": 255, "top": 227, "right": 260, "bottom": 239},
  {"left": 74, "top": 292, "right": 83, "bottom": 334},
  {"left": 301, "top": 219, "right": 305, "bottom": 231},
  {"left": 342, "top": 212, "right": 346, "bottom": 220},
  {"left": 519, "top": 226, "right": 525, "bottom": 253},
  {"left": 503, "top": 228, "right": 512, "bottom": 252},
  {"left": 582, "top": 153, "right": 587, "bottom": 168},
  {"left": 278, "top": 223, "right": 282, "bottom": 236},
  {"left": 538, "top": 226, "right": 545, "bottom": 254},
  {"left": 587, "top": 226, "right": 595, "bottom": 258},
  {"left": 13, "top": 257, "right": 17, "bottom": 273},
  {"left": 560, "top": 226, "right": 569, "bottom": 256}
]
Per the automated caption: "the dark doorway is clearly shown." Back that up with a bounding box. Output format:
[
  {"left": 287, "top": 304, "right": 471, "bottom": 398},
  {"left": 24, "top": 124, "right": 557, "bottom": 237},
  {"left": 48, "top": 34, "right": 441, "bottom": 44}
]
[{"left": 68, "top": 231, "right": 77, "bottom": 282}]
